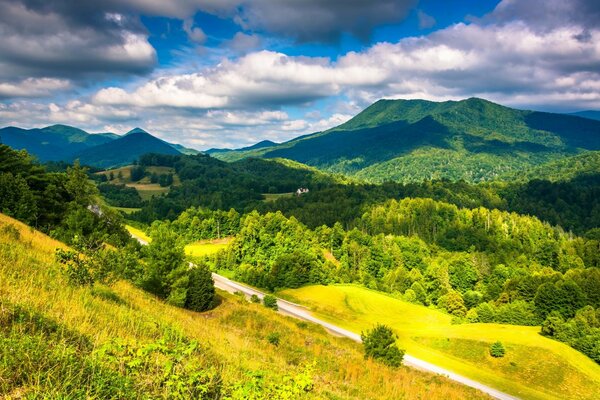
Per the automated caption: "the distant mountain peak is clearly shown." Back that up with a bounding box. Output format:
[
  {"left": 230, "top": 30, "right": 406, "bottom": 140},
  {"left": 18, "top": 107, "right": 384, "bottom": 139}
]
[{"left": 125, "top": 127, "right": 150, "bottom": 135}]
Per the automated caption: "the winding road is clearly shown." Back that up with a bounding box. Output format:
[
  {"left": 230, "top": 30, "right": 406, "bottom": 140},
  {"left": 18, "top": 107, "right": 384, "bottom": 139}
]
[{"left": 131, "top": 232, "right": 518, "bottom": 400}]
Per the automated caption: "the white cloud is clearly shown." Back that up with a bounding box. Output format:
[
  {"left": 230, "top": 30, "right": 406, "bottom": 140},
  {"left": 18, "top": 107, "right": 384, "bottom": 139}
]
[{"left": 0, "top": 78, "right": 71, "bottom": 98}]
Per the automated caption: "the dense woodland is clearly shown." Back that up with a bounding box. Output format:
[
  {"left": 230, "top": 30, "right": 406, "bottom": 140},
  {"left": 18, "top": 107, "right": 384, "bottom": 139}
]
[{"left": 1, "top": 144, "right": 599, "bottom": 365}]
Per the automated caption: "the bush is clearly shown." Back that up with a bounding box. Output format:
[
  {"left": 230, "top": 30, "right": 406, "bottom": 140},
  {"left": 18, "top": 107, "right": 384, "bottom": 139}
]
[
  {"left": 266, "top": 332, "right": 280, "bottom": 346},
  {"left": 361, "top": 324, "right": 405, "bottom": 367},
  {"left": 489, "top": 341, "right": 505, "bottom": 358},
  {"left": 263, "top": 294, "right": 278, "bottom": 310},
  {"left": 250, "top": 294, "right": 260, "bottom": 303}
]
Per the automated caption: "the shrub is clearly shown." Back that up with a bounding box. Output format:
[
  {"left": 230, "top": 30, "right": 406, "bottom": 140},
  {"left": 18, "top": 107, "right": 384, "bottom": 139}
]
[
  {"left": 263, "top": 294, "right": 278, "bottom": 310},
  {"left": 361, "top": 324, "right": 405, "bottom": 367},
  {"left": 250, "top": 294, "right": 260, "bottom": 303},
  {"left": 489, "top": 341, "right": 505, "bottom": 358},
  {"left": 267, "top": 332, "right": 281, "bottom": 346}
]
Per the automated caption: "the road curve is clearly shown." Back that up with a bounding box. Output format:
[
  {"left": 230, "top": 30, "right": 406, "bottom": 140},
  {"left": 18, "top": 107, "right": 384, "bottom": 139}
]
[{"left": 130, "top": 231, "right": 518, "bottom": 400}]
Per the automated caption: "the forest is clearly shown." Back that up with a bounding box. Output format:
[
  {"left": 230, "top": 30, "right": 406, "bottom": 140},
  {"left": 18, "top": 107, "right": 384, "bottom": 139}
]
[{"left": 1, "top": 144, "right": 599, "bottom": 366}]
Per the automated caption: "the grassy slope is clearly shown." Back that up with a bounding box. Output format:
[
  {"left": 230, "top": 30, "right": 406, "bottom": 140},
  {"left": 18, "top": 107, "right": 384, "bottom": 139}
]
[
  {"left": 96, "top": 165, "right": 178, "bottom": 201},
  {"left": 279, "top": 285, "right": 600, "bottom": 400},
  {"left": 185, "top": 238, "right": 232, "bottom": 257},
  {"left": 0, "top": 214, "right": 490, "bottom": 399}
]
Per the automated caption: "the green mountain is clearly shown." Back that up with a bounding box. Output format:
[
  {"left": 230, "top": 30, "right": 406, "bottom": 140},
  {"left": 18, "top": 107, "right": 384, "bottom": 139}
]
[
  {"left": 74, "top": 128, "right": 181, "bottom": 168},
  {"left": 215, "top": 98, "right": 600, "bottom": 183},
  {"left": 0, "top": 124, "right": 117, "bottom": 161},
  {"left": 205, "top": 140, "right": 278, "bottom": 155},
  {"left": 570, "top": 110, "right": 600, "bottom": 121}
]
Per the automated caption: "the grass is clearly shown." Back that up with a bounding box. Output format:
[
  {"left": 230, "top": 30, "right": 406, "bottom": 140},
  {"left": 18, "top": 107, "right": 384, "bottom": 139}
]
[
  {"left": 125, "top": 225, "right": 151, "bottom": 243},
  {"left": 112, "top": 206, "right": 142, "bottom": 214},
  {"left": 125, "top": 183, "right": 169, "bottom": 201},
  {"left": 262, "top": 193, "right": 294, "bottom": 202},
  {"left": 96, "top": 165, "right": 179, "bottom": 201},
  {"left": 279, "top": 284, "right": 600, "bottom": 400},
  {"left": 184, "top": 238, "right": 231, "bottom": 257},
  {"left": 0, "top": 213, "right": 490, "bottom": 399}
]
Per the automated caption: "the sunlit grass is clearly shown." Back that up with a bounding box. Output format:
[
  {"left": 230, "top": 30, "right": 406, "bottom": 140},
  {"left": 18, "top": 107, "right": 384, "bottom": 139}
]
[
  {"left": 125, "top": 225, "right": 151, "bottom": 243},
  {"left": 279, "top": 284, "right": 600, "bottom": 400},
  {"left": 184, "top": 238, "right": 232, "bottom": 257}
]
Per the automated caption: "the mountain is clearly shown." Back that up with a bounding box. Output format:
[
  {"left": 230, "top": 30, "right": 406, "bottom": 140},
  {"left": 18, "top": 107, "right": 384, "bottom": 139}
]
[
  {"left": 570, "top": 110, "right": 600, "bottom": 121},
  {"left": 0, "top": 124, "right": 201, "bottom": 167},
  {"left": 74, "top": 128, "right": 181, "bottom": 168},
  {"left": 215, "top": 98, "right": 600, "bottom": 183},
  {"left": 0, "top": 124, "right": 116, "bottom": 161},
  {"left": 205, "top": 139, "right": 277, "bottom": 155}
]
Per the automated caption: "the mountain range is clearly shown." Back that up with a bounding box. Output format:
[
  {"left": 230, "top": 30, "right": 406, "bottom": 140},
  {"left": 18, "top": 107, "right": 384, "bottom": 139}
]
[
  {"left": 2, "top": 98, "right": 600, "bottom": 180},
  {"left": 0, "top": 125, "right": 197, "bottom": 168},
  {"left": 214, "top": 98, "right": 600, "bottom": 183}
]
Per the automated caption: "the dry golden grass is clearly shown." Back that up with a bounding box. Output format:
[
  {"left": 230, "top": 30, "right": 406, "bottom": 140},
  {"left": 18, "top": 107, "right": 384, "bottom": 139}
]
[{"left": 0, "top": 213, "right": 491, "bottom": 399}]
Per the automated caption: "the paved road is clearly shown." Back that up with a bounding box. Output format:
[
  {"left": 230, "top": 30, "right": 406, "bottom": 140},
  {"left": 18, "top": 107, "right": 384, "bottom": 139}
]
[{"left": 131, "top": 232, "right": 518, "bottom": 400}]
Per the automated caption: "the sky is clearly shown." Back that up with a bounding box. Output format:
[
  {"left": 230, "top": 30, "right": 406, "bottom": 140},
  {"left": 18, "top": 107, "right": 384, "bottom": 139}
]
[{"left": 0, "top": 0, "right": 599, "bottom": 150}]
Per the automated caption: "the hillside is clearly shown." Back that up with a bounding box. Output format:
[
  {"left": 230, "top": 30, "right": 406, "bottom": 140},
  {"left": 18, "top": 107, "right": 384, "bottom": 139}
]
[
  {"left": 74, "top": 128, "right": 181, "bottom": 169},
  {"left": 0, "top": 124, "right": 116, "bottom": 161},
  {"left": 215, "top": 98, "right": 600, "bottom": 183},
  {"left": 206, "top": 140, "right": 278, "bottom": 155},
  {"left": 570, "top": 111, "right": 600, "bottom": 121},
  {"left": 0, "top": 213, "right": 489, "bottom": 399}
]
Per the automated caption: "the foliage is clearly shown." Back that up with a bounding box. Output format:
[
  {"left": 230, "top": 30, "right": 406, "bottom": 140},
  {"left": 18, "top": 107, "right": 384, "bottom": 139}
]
[
  {"left": 361, "top": 324, "right": 405, "bottom": 367},
  {"left": 489, "top": 341, "right": 505, "bottom": 358},
  {"left": 185, "top": 264, "right": 216, "bottom": 312},
  {"left": 263, "top": 295, "right": 278, "bottom": 311},
  {"left": 266, "top": 332, "right": 281, "bottom": 346}
]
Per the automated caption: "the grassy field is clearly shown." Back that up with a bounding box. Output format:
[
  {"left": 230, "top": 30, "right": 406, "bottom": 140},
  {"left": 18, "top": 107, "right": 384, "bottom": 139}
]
[
  {"left": 185, "top": 238, "right": 231, "bottom": 257},
  {"left": 0, "top": 214, "right": 490, "bottom": 399},
  {"left": 262, "top": 193, "right": 294, "bottom": 202},
  {"left": 125, "top": 225, "right": 151, "bottom": 243},
  {"left": 96, "top": 165, "right": 178, "bottom": 201},
  {"left": 125, "top": 183, "right": 169, "bottom": 201},
  {"left": 279, "top": 284, "right": 600, "bottom": 400},
  {"left": 113, "top": 206, "right": 142, "bottom": 214}
]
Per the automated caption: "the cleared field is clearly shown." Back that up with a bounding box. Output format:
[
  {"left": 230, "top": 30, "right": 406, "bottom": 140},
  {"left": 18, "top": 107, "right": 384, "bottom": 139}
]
[
  {"left": 125, "top": 183, "right": 169, "bottom": 201},
  {"left": 185, "top": 237, "right": 232, "bottom": 257},
  {"left": 279, "top": 284, "right": 600, "bottom": 400},
  {"left": 262, "top": 192, "right": 294, "bottom": 202},
  {"left": 125, "top": 225, "right": 151, "bottom": 243},
  {"left": 112, "top": 206, "right": 141, "bottom": 214}
]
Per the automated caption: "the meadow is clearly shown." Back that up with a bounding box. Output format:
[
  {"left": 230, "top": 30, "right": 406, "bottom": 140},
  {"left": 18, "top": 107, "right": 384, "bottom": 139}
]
[
  {"left": 185, "top": 238, "right": 232, "bottom": 257},
  {"left": 0, "top": 213, "right": 490, "bottom": 399},
  {"left": 279, "top": 284, "right": 600, "bottom": 400}
]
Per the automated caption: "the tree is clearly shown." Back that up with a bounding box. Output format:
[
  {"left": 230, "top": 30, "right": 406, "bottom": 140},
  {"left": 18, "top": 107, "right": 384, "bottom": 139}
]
[
  {"left": 65, "top": 160, "right": 98, "bottom": 206},
  {"left": 185, "top": 264, "right": 216, "bottom": 312},
  {"left": 361, "top": 324, "right": 404, "bottom": 367},
  {"left": 142, "top": 223, "right": 186, "bottom": 299},
  {"left": 489, "top": 341, "right": 505, "bottom": 357}
]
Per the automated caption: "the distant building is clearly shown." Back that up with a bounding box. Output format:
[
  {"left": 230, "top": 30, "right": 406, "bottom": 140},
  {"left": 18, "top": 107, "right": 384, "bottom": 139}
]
[{"left": 296, "top": 188, "right": 309, "bottom": 196}]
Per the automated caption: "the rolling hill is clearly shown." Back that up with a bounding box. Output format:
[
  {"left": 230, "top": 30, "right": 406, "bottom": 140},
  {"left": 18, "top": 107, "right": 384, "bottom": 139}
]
[
  {"left": 214, "top": 98, "right": 600, "bottom": 183},
  {"left": 570, "top": 111, "right": 600, "bottom": 121},
  {"left": 74, "top": 128, "right": 181, "bottom": 169}
]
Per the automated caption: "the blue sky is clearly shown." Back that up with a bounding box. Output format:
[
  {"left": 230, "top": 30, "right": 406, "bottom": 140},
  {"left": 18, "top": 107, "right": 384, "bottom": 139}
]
[{"left": 0, "top": 0, "right": 599, "bottom": 149}]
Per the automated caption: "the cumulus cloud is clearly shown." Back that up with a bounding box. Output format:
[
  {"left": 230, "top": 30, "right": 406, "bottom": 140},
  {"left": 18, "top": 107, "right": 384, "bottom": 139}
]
[
  {"left": 233, "top": 0, "right": 418, "bottom": 42},
  {"left": 0, "top": 78, "right": 71, "bottom": 99},
  {"left": 0, "top": 0, "right": 156, "bottom": 81}
]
